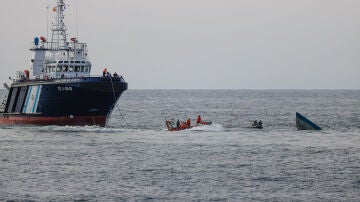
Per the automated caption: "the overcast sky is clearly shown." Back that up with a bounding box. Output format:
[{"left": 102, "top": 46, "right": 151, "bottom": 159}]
[{"left": 0, "top": 0, "right": 359, "bottom": 89}]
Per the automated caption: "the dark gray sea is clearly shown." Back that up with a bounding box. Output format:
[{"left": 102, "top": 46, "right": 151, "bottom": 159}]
[{"left": 0, "top": 90, "right": 359, "bottom": 201}]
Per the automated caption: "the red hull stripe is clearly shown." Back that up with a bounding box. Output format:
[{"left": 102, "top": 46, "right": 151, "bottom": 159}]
[{"left": 0, "top": 115, "right": 108, "bottom": 127}]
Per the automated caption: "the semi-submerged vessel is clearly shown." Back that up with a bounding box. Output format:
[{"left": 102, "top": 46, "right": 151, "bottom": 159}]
[
  {"left": 0, "top": 0, "right": 127, "bottom": 127},
  {"left": 296, "top": 112, "right": 321, "bottom": 130}
]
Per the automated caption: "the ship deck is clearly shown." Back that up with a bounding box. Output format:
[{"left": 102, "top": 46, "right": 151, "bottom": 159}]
[{"left": 12, "top": 75, "right": 125, "bottom": 87}]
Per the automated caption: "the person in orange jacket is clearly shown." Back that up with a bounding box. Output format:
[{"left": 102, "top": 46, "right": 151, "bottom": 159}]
[{"left": 180, "top": 122, "right": 187, "bottom": 129}]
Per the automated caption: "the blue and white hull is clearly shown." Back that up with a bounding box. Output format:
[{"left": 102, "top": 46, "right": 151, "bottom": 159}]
[{"left": 0, "top": 77, "right": 127, "bottom": 127}]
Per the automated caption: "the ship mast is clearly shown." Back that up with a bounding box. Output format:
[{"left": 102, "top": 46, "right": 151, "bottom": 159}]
[{"left": 51, "top": 0, "right": 68, "bottom": 53}]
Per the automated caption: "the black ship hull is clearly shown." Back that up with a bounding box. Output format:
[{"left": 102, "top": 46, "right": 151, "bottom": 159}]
[{"left": 0, "top": 76, "right": 127, "bottom": 127}]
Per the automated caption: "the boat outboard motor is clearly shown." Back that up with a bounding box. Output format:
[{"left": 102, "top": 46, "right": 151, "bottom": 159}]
[{"left": 3, "top": 83, "right": 9, "bottom": 91}]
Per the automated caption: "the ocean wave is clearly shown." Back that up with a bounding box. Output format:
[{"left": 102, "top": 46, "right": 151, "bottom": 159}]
[{"left": 2, "top": 125, "right": 139, "bottom": 134}]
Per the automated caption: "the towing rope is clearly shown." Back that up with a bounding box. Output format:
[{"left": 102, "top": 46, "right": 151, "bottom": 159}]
[{"left": 109, "top": 76, "right": 132, "bottom": 129}]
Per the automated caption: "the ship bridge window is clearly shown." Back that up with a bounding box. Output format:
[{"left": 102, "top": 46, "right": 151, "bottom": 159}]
[
  {"left": 59, "top": 61, "right": 63, "bottom": 63},
  {"left": 81, "top": 61, "right": 85, "bottom": 64},
  {"left": 75, "top": 61, "right": 80, "bottom": 64},
  {"left": 70, "top": 61, "right": 74, "bottom": 63},
  {"left": 64, "top": 61, "right": 69, "bottom": 63}
]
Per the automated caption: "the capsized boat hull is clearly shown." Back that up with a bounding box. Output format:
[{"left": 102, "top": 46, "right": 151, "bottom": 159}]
[{"left": 296, "top": 112, "right": 321, "bottom": 130}]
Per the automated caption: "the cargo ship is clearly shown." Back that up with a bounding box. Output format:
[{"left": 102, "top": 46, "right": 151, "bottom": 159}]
[{"left": 0, "top": 0, "right": 128, "bottom": 127}]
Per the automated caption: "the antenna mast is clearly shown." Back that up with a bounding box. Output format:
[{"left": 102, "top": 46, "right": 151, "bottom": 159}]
[
  {"left": 76, "top": 8, "right": 79, "bottom": 40},
  {"left": 51, "top": 0, "right": 67, "bottom": 51},
  {"left": 46, "top": 5, "right": 49, "bottom": 40}
]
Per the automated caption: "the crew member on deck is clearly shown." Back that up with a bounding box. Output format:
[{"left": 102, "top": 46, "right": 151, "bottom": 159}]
[
  {"left": 196, "top": 115, "right": 202, "bottom": 124},
  {"left": 103, "top": 68, "right": 107, "bottom": 77},
  {"left": 106, "top": 71, "right": 112, "bottom": 77}
]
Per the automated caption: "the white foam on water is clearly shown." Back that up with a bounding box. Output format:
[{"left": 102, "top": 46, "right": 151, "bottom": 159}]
[{"left": 189, "top": 123, "right": 224, "bottom": 132}]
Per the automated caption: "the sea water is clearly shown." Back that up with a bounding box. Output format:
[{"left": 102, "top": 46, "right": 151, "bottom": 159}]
[{"left": 0, "top": 90, "right": 359, "bottom": 201}]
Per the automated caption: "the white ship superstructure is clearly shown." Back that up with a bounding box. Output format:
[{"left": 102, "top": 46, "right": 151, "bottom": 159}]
[{"left": 30, "top": 0, "right": 91, "bottom": 79}]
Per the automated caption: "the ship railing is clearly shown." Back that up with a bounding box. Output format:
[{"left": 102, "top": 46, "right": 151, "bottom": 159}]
[
  {"left": 12, "top": 74, "right": 126, "bottom": 84},
  {"left": 31, "top": 41, "right": 88, "bottom": 50}
]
